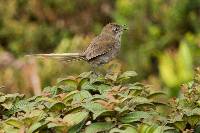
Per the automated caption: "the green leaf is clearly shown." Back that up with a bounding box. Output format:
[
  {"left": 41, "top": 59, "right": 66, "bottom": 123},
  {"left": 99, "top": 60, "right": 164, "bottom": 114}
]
[
  {"left": 147, "top": 92, "right": 166, "bottom": 99},
  {"left": 63, "top": 111, "right": 88, "bottom": 127},
  {"left": 105, "top": 72, "right": 119, "bottom": 81},
  {"left": 176, "top": 42, "right": 193, "bottom": 82},
  {"left": 138, "top": 124, "right": 164, "bottom": 133},
  {"left": 187, "top": 115, "right": 200, "bottom": 127},
  {"left": 129, "top": 96, "right": 153, "bottom": 106},
  {"left": 162, "top": 126, "right": 178, "bottom": 133},
  {"left": 48, "top": 102, "right": 66, "bottom": 111},
  {"left": 0, "top": 96, "right": 6, "bottom": 103},
  {"left": 147, "top": 92, "right": 168, "bottom": 104},
  {"left": 194, "top": 124, "right": 200, "bottom": 133},
  {"left": 80, "top": 81, "right": 96, "bottom": 91},
  {"left": 1, "top": 101, "right": 14, "bottom": 110},
  {"left": 184, "top": 108, "right": 200, "bottom": 116},
  {"left": 110, "top": 124, "right": 137, "bottom": 133},
  {"left": 22, "top": 110, "right": 46, "bottom": 125},
  {"left": 78, "top": 71, "right": 92, "bottom": 79},
  {"left": 57, "top": 78, "right": 78, "bottom": 91},
  {"left": 68, "top": 119, "right": 86, "bottom": 133},
  {"left": 72, "top": 90, "right": 92, "bottom": 103},
  {"left": 7, "top": 100, "right": 30, "bottom": 115},
  {"left": 96, "top": 84, "right": 111, "bottom": 94},
  {"left": 85, "top": 122, "right": 114, "bottom": 133},
  {"left": 158, "top": 53, "right": 179, "bottom": 88},
  {"left": 82, "top": 102, "right": 109, "bottom": 119},
  {"left": 117, "top": 71, "right": 137, "bottom": 82},
  {"left": 120, "top": 111, "right": 150, "bottom": 123},
  {"left": 90, "top": 75, "right": 105, "bottom": 84},
  {"left": 43, "top": 86, "right": 62, "bottom": 96},
  {"left": 128, "top": 83, "right": 143, "bottom": 90},
  {"left": 27, "top": 122, "right": 46, "bottom": 133},
  {"left": 5, "top": 118, "right": 24, "bottom": 128},
  {"left": 5, "top": 93, "right": 24, "bottom": 99},
  {"left": 57, "top": 77, "right": 76, "bottom": 84},
  {"left": 46, "top": 117, "right": 66, "bottom": 128},
  {"left": 0, "top": 124, "right": 19, "bottom": 133},
  {"left": 173, "top": 121, "right": 186, "bottom": 131},
  {"left": 63, "top": 90, "right": 79, "bottom": 103}
]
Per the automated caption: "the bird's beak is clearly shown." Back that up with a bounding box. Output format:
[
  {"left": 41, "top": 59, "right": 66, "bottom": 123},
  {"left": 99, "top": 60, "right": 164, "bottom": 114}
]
[{"left": 122, "top": 24, "right": 128, "bottom": 30}]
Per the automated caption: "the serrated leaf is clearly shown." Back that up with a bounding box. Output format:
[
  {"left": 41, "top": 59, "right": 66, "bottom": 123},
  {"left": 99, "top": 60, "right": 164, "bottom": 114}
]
[{"left": 85, "top": 122, "right": 114, "bottom": 133}]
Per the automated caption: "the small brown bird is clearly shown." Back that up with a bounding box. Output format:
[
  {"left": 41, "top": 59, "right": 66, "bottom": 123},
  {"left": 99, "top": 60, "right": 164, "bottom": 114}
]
[{"left": 32, "top": 23, "right": 127, "bottom": 72}]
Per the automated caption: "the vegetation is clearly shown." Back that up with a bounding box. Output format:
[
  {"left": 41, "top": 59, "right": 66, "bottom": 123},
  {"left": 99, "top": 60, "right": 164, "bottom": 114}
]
[
  {"left": 0, "top": 1, "right": 200, "bottom": 133},
  {"left": 0, "top": 0, "right": 200, "bottom": 96},
  {"left": 0, "top": 68, "right": 200, "bottom": 133}
]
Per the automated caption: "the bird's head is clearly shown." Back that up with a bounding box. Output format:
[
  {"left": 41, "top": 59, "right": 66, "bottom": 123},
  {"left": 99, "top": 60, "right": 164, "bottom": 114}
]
[{"left": 101, "top": 23, "right": 128, "bottom": 38}]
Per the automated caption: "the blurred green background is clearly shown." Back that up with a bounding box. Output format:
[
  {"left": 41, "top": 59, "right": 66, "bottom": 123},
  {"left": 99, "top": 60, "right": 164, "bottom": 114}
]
[{"left": 0, "top": 0, "right": 199, "bottom": 96}]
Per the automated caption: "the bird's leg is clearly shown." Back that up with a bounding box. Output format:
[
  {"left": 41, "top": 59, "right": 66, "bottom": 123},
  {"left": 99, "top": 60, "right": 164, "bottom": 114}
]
[
  {"left": 91, "top": 66, "right": 98, "bottom": 76},
  {"left": 91, "top": 65, "right": 104, "bottom": 77}
]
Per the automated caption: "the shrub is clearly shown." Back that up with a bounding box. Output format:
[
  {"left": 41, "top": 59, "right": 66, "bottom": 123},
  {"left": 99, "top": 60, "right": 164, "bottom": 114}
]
[{"left": 0, "top": 68, "right": 200, "bottom": 133}]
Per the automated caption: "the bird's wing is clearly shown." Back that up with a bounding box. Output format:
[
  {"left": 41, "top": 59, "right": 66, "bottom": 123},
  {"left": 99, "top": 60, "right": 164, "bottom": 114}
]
[{"left": 83, "top": 35, "right": 116, "bottom": 60}]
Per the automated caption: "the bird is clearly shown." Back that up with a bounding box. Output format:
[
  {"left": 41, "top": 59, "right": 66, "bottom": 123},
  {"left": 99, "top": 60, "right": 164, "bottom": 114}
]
[{"left": 29, "top": 23, "right": 128, "bottom": 74}]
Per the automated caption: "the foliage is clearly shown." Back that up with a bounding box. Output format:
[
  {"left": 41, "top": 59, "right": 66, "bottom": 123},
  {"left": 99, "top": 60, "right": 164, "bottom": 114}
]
[
  {"left": 0, "top": 0, "right": 200, "bottom": 95},
  {"left": 0, "top": 69, "right": 200, "bottom": 133}
]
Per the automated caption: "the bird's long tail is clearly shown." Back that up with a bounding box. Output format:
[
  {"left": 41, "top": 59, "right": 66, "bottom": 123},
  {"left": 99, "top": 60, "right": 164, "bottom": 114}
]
[{"left": 27, "top": 53, "right": 86, "bottom": 62}]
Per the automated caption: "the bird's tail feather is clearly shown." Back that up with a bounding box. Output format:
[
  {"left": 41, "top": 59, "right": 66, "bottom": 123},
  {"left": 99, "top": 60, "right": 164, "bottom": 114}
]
[{"left": 27, "top": 53, "right": 85, "bottom": 62}]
